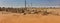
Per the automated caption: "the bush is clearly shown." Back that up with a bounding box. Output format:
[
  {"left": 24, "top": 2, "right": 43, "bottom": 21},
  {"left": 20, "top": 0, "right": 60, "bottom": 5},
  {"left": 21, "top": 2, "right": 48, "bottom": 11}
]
[
  {"left": 42, "top": 11, "right": 50, "bottom": 15},
  {"left": 0, "top": 7, "right": 2, "bottom": 11}
]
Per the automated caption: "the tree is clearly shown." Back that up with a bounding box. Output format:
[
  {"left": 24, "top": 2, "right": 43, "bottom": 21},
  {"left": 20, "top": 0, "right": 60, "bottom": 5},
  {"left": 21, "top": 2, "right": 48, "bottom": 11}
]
[{"left": 0, "top": 7, "right": 2, "bottom": 11}]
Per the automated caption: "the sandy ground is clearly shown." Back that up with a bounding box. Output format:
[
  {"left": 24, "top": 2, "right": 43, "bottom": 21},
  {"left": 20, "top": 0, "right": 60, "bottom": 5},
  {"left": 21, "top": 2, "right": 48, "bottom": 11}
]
[{"left": 0, "top": 9, "right": 60, "bottom": 23}]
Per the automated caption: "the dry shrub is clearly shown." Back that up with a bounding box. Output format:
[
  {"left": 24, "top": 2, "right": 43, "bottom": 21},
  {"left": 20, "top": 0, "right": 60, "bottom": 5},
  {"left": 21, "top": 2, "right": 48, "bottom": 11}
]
[
  {"left": 2, "top": 12, "right": 9, "bottom": 14},
  {"left": 12, "top": 14, "right": 20, "bottom": 18},
  {"left": 50, "top": 12, "right": 60, "bottom": 16},
  {"left": 41, "top": 11, "right": 50, "bottom": 15}
]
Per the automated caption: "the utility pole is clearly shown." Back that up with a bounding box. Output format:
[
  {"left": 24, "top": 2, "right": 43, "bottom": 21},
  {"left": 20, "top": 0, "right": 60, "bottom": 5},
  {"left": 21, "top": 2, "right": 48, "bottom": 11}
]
[
  {"left": 25, "top": 0, "right": 26, "bottom": 8},
  {"left": 31, "top": 3, "right": 32, "bottom": 8}
]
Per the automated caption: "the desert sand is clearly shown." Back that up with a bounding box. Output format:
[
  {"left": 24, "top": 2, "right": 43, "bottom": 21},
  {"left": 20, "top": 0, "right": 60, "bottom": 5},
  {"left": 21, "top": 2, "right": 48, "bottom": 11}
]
[{"left": 0, "top": 9, "right": 60, "bottom": 23}]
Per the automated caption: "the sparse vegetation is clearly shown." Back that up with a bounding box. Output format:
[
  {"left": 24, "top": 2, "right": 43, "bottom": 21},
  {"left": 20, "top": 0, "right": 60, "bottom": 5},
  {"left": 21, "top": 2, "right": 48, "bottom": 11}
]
[{"left": 0, "top": 7, "right": 60, "bottom": 16}]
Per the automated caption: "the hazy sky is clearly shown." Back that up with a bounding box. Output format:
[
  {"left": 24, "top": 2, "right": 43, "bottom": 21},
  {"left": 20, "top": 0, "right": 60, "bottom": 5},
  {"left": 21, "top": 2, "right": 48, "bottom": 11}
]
[{"left": 0, "top": 0, "right": 60, "bottom": 7}]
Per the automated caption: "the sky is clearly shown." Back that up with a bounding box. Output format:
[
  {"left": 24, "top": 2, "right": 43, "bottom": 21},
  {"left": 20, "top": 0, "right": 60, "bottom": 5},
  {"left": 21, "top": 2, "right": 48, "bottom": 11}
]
[{"left": 0, "top": 0, "right": 60, "bottom": 7}]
